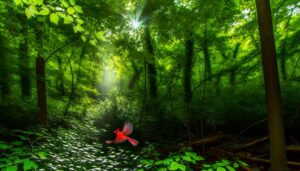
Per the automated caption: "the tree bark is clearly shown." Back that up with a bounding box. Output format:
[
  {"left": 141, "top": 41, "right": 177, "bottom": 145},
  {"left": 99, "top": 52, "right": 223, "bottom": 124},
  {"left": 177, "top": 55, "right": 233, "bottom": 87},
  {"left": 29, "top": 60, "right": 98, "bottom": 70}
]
[
  {"left": 255, "top": 0, "right": 288, "bottom": 170},
  {"left": 35, "top": 22, "right": 47, "bottom": 127},
  {"left": 143, "top": 0, "right": 157, "bottom": 98},
  {"left": 56, "top": 56, "right": 65, "bottom": 96},
  {"left": 0, "top": 36, "right": 10, "bottom": 101},
  {"left": 203, "top": 23, "right": 211, "bottom": 78},
  {"left": 36, "top": 56, "right": 47, "bottom": 127},
  {"left": 184, "top": 34, "right": 194, "bottom": 104},
  {"left": 18, "top": 15, "right": 31, "bottom": 98},
  {"left": 145, "top": 26, "right": 158, "bottom": 98},
  {"left": 229, "top": 43, "right": 240, "bottom": 86}
]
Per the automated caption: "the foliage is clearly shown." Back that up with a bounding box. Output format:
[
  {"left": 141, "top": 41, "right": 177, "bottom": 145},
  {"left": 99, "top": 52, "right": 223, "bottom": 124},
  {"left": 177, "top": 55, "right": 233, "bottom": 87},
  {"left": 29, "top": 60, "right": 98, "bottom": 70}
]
[
  {"left": 138, "top": 149, "right": 205, "bottom": 171},
  {"left": 138, "top": 148, "right": 249, "bottom": 171},
  {"left": 0, "top": 129, "right": 48, "bottom": 171},
  {"left": 201, "top": 159, "right": 249, "bottom": 171}
]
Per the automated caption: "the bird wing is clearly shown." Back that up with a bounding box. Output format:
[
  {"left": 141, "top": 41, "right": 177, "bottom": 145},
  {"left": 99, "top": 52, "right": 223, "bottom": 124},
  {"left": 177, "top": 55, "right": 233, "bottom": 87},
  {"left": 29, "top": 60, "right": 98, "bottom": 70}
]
[{"left": 121, "top": 121, "right": 133, "bottom": 135}]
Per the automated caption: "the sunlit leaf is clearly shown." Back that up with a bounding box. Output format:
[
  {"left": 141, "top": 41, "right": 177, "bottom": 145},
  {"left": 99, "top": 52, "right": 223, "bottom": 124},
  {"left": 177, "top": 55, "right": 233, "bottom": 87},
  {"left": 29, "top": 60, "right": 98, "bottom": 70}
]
[
  {"left": 216, "top": 167, "right": 226, "bottom": 171},
  {"left": 23, "top": 159, "right": 38, "bottom": 171},
  {"left": 81, "top": 35, "right": 87, "bottom": 42},
  {"left": 37, "top": 151, "right": 48, "bottom": 159},
  {"left": 74, "top": 5, "right": 83, "bottom": 13},
  {"left": 69, "top": 0, "right": 75, "bottom": 6},
  {"left": 39, "top": 9, "right": 50, "bottom": 15},
  {"left": 67, "top": 7, "right": 75, "bottom": 15},
  {"left": 50, "top": 13, "right": 59, "bottom": 25},
  {"left": 60, "top": 0, "right": 69, "bottom": 7},
  {"left": 13, "top": 0, "right": 23, "bottom": 7},
  {"left": 25, "top": 5, "right": 36, "bottom": 19},
  {"left": 169, "top": 162, "right": 186, "bottom": 171},
  {"left": 225, "top": 165, "right": 236, "bottom": 171},
  {"left": 95, "top": 31, "right": 106, "bottom": 41},
  {"left": 35, "top": 0, "right": 43, "bottom": 5},
  {"left": 64, "top": 15, "right": 73, "bottom": 24},
  {"left": 89, "top": 39, "right": 97, "bottom": 46}
]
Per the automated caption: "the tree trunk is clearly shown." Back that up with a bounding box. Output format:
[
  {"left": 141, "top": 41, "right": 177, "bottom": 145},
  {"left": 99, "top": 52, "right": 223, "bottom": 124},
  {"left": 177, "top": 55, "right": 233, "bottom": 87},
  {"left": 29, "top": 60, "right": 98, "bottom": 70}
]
[
  {"left": 143, "top": 0, "right": 157, "bottom": 98},
  {"left": 184, "top": 34, "right": 193, "bottom": 105},
  {"left": 203, "top": 24, "right": 211, "bottom": 78},
  {"left": 255, "top": 0, "right": 288, "bottom": 170},
  {"left": 35, "top": 22, "right": 47, "bottom": 127},
  {"left": 229, "top": 43, "right": 240, "bottom": 86},
  {"left": 0, "top": 36, "right": 10, "bottom": 101},
  {"left": 128, "top": 60, "right": 142, "bottom": 89},
  {"left": 19, "top": 16, "right": 31, "bottom": 98},
  {"left": 280, "top": 40, "right": 287, "bottom": 80},
  {"left": 56, "top": 56, "right": 65, "bottom": 96},
  {"left": 36, "top": 56, "right": 47, "bottom": 127},
  {"left": 145, "top": 26, "right": 157, "bottom": 98}
]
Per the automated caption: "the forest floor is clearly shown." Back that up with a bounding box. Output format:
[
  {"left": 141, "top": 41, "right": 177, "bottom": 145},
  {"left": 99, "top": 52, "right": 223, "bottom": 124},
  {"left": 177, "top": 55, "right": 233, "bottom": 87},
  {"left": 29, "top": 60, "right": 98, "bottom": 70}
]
[{"left": 1, "top": 117, "right": 300, "bottom": 171}]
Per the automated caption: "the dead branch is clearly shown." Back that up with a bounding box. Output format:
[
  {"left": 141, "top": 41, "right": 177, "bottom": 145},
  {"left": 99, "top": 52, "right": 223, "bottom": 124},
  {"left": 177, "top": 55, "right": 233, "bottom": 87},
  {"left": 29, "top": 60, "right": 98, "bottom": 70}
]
[{"left": 233, "top": 136, "right": 269, "bottom": 150}]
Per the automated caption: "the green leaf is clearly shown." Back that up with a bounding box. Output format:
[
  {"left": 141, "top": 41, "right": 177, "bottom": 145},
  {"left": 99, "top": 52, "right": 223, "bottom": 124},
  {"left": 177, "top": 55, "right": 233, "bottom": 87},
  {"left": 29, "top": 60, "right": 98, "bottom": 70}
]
[
  {"left": 95, "top": 31, "right": 106, "bottom": 41},
  {"left": 213, "top": 162, "right": 227, "bottom": 167},
  {"left": 169, "top": 162, "right": 186, "bottom": 171},
  {"left": 37, "top": 151, "right": 47, "bottom": 159},
  {"left": 182, "top": 155, "right": 192, "bottom": 162},
  {"left": 81, "top": 35, "right": 87, "bottom": 42},
  {"left": 25, "top": 5, "right": 36, "bottom": 19},
  {"left": 216, "top": 167, "right": 226, "bottom": 171},
  {"left": 77, "top": 19, "right": 84, "bottom": 24},
  {"left": 50, "top": 13, "right": 59, "bottom": 25},
  {"left": 237, "top": 160, "right": 249, "bottom": 167},
  {"left": 64, "top": 15, "right": 74, "bottom": 24},
  {"left": 73, "top": 24, "right": 84, "bottom": 33},
  {"left": 35, "top": 0, "right": 43, "bottom": 5},
  {"left": 13, "top": 0, "right": 23, "bottom": 6},
  {"left": 225, "top": 165, "right": 235, "bottom": 171},
  {"left": 23, "top": 159, "right": 38, "bottom": 171},
  {"left": 39, "top": 9, "right": 50, "bottom": 15},
  {"left": 67, "top": 7, "right": 75, "bottom": 15},
  {"left": 233, "top": 162, "right": 239, "bottom": 168},
  {"left": 193, "top": 155, "right": 205, "bottom": 161},
  {"left": 158, "top": 168, "right": 167, "bottom": 171},
  {"left": 74, "top": 5, "right": 83, "bottom": 13},
  {"left": 60, "top": 0, "right": 69, "bottom": 7},
  {"left": 2, "top": 166, "right": 18, "bottom": 171},
  {"left": 69, "top": 0, "right": 75, "bottom": 6},
  {"left": 202, "top": 164, "right": 211, "bottom": 168},
  {"left": 0, "top": 143, "right": 9, "bottom": 150}
]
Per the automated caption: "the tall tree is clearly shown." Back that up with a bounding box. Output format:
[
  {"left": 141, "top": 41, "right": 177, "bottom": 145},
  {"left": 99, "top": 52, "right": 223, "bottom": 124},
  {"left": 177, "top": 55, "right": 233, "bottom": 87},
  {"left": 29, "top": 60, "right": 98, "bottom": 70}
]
[
  {"left": 0, "top": 35, "right": 10, "bottom": 101},
  {"left": 255, "top": 0, "right": 288, "bottom": 170},
  {"left": 142, "top": 0, "right": 158, "bottom": 98},
  {"left": 18, "top": 15, "right": 31, "bottom": 98},
  {"left": 35, "top": 22, "right": 48, "bottom": 127}
]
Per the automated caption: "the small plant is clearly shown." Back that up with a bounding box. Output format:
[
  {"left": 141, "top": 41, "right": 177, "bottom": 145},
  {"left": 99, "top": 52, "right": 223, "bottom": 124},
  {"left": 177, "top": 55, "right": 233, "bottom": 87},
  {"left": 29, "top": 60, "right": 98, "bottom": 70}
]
[
  {"left": 201, "top": 159, "right": 249, "bottom": 171},
  {"left": 0, "top": 130, "right": 48, "bottom": 171},
  {"left": 138, "top": 150, "right": 205, "bottom": 171}
]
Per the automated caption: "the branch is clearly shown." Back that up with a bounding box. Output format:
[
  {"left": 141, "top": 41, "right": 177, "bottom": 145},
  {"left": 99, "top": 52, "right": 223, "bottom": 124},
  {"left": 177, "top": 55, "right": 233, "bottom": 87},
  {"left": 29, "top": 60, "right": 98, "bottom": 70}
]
[{"left": 45, "top": 36, "right": 79, "bottom": 63}]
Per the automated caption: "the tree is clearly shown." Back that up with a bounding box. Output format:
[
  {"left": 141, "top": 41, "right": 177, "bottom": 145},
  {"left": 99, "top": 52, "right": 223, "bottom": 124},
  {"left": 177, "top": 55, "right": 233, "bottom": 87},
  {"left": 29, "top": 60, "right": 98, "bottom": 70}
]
[{"left": 255, "top": 0, "right": 288, "bottom": 170}]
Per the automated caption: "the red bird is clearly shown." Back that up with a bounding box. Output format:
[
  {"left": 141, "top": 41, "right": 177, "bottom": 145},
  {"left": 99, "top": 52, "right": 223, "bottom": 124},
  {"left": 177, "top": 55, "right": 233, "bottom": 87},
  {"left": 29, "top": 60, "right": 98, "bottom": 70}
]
[{"left": 105, "top": 122, "right": 139, "bottom": 146}]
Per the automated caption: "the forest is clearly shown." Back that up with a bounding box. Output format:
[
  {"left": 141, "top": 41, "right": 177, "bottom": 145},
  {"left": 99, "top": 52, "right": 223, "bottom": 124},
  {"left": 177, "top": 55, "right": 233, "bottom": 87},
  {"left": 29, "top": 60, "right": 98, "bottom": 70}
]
[{"left": 0, "top": 0, "right": 300, "bottom": 170}]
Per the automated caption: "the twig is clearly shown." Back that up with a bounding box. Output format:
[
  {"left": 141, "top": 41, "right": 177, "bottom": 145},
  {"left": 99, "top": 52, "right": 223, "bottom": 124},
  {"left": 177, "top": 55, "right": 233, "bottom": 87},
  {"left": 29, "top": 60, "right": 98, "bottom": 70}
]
[
  {"left": 238, "top": 118, "right": 267, "bottom": 136},
  {"left": 45, "top": 36, "right": 79, "bottom": 63}
]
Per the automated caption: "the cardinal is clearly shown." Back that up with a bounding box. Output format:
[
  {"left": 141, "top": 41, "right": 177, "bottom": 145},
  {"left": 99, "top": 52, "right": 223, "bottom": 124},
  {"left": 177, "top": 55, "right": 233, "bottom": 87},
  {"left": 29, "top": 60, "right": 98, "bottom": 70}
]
[{"left": 105, "top": 121, "right": 139, "bottom": 146}]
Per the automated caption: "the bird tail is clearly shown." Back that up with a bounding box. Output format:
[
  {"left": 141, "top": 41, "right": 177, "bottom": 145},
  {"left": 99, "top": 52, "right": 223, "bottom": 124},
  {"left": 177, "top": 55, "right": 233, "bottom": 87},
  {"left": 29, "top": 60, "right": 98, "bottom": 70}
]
[{"left": 126, "top": 137, "right": 139, "bottom": 146}]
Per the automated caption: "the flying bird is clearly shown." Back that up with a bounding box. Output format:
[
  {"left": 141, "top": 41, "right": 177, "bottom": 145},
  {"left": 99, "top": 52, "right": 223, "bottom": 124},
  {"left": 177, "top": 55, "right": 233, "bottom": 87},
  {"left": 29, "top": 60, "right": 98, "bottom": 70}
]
[{"left": 105, "top": 121, "right": 139, "bottom": 146}]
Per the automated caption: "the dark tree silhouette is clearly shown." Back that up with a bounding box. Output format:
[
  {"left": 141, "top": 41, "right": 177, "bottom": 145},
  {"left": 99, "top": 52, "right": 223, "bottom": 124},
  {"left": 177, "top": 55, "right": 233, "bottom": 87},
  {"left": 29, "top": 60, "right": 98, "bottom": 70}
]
[{"left": 255, "top": 0, "right": 288, "bottom": 170}]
